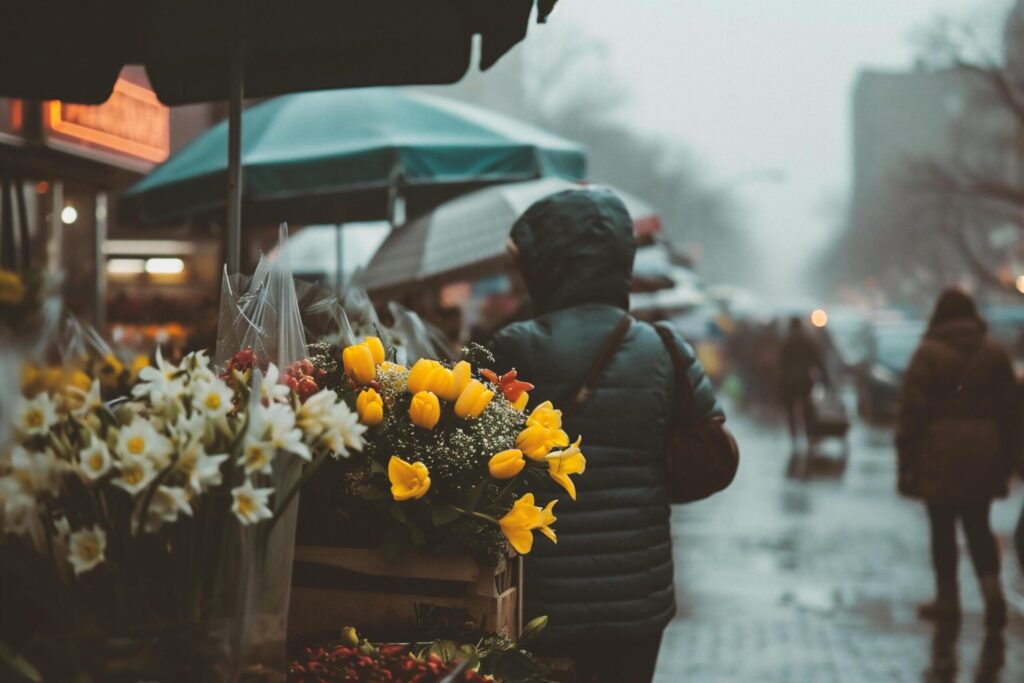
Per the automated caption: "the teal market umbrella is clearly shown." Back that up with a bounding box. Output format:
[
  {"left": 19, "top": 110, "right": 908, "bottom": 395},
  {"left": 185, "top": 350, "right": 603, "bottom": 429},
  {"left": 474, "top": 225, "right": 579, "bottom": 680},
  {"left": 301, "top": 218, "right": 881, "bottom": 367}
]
[{"left": 121, "top": 88, "right": 586, "bottom": 227}]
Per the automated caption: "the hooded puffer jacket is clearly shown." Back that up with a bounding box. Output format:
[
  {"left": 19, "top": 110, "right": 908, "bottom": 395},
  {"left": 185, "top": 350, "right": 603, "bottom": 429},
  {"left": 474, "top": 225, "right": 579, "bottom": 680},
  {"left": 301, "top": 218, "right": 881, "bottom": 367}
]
[
  {"left": 898, "top": 318, "right": 1018, "bottom": 505},
  {"left": 490, "top": 189, "right": 723, "bottom": 644}
]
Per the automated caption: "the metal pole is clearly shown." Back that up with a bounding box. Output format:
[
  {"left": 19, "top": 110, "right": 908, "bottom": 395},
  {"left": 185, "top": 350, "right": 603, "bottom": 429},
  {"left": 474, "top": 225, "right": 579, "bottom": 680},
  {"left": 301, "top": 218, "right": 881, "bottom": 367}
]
[
  {"left": 226, "top": 18, "right": 245, "bottom": 274},
  {"left": 95, "top": 192, "right": 107, "bottom": 330},
  {"left": 15, "top": 179, "right": 30, "bottom": 269},
  {"left": 335, "top": 223, "right": 343, "bottom": 298},
  {"left": 48, "top": 181, "right": 63, "bottom": 275}
]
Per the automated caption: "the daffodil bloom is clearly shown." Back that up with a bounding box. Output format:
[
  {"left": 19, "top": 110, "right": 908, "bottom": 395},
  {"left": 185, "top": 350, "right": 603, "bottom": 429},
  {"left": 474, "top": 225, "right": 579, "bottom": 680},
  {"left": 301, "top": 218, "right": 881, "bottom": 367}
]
[
  {"left": 454, "top": 380, "right": 494, "bottom": 419},
  {"left": 0, "top": 268, "right": 26, "bottom": 305},
  {"left": 488, "top": 449, "right": 526, "bottom": 479},
  {"left": 545, "top": 436, "right": 586, "bottom": 501},
  {"left": 362, "top": 336, "right": 386, "bottom": 365},
  {"left": 387, "top": 456, "right": 431, "bottom": 501},
  {"left": 342, "top": 343, "right": 376, "bottom": 385},
  {"left": 538, "top": 500, "right": 558, "bottom": 543},
  {"left": 67, "top": 526, "right": 106, "bottom": 575},
  {"left": 116, "top": 415, "right": 174, "bottom": 465},
  {"left": 130, "top": 354, "right": 150, "bottom": 381},
  {"left": 498, "top": 493, "right": 544, "bottom": 555},
  {"left": 78, "top": 435, "right": 113, "bottom": 483},
  {"left": 231, "top": 479, "right": 275, "bottom": 525},
  {"left": 406, "top": 358, "right": 441, "bottom": 394},
  {"left": 408, "top": 391, "right": 441, "bottom": 429},
  {"left": 67, "top": 370, "right": 92, "bottom": 393},
  {"left": 356, "top": 388, "right": 385, "bottom": 426}
]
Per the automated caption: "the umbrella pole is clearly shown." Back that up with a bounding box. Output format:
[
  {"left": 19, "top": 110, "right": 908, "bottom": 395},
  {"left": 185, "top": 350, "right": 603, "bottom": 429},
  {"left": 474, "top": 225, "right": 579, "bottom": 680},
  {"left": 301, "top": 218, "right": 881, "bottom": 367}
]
[
  {"left": 226, "top": 23, "right": 245, "bottom": 275},
  {"left": 335, "top": 223, "right": 343, "bottom": 298}
]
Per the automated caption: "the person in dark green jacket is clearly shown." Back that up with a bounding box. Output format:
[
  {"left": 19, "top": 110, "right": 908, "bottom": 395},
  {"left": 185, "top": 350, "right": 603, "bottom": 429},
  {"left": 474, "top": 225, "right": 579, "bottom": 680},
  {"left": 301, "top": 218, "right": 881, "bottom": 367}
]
[{"left": 490, "top": 189, "right": 724, "bottom": 683}]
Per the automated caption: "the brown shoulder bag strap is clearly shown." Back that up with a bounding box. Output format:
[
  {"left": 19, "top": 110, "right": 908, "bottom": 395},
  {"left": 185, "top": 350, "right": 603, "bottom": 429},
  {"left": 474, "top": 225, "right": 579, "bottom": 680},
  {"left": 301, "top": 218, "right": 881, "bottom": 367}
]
[
  {"left": 653, "top": 321, "right": 698, "bottom": 426},
  {"left": 562, "top": 314, "right": 633, "bottom": 422}
]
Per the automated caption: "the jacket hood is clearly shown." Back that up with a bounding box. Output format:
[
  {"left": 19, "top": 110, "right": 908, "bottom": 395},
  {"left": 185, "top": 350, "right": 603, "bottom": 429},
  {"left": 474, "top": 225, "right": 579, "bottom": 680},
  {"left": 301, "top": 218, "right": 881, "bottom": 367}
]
[
  {"left": 510, "top": 189, "right": 636, "bottom": 314},
  {"left": 927, "top": 318, "right": 986, "bottom": 355}
]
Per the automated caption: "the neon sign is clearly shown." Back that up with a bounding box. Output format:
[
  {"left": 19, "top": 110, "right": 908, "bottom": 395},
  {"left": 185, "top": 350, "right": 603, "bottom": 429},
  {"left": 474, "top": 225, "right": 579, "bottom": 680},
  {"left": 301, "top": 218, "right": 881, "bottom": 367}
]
[{"left": 47, "top": 78, "right": 169, "bottom": 164}]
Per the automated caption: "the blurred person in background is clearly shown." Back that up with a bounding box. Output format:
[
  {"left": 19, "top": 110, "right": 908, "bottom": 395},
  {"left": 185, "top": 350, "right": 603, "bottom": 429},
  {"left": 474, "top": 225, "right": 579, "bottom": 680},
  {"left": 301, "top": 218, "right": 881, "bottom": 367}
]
[
  {"left": 778, "top": 316, "right": 828, "bottom": 447},
  {"left": 490, "top": 189, "right": 724, "bottom": 683},
  {"left": 897, "top": 289, "right": 1018, "bottom": 629}
]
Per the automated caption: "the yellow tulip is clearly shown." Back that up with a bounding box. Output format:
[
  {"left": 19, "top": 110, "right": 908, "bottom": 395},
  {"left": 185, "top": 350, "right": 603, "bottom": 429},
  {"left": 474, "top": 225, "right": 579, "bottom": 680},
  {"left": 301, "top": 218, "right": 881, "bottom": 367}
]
[
  {"left": 388, "top": 456, "right": 431, "bottom": 501},
  {"left": 488, "top": 449, "right": 526, "bottom": 479},
  {"left": 512, "top": 392, "right": 529, "bottom": 412},
  {"left": 362, "top": 336, "right": 386, "bottom": 365},
  {"left": 452, "top": 361, "right": 473, "bottom": 396},
  {"left": 44, "top": 366, "right": 67, "bottom": 392},
  {"left": 407, "top": 358, "right": 441, "bottom": 394},
  {"left": 546, "top": 436, "right": 586, "bottom": 501},
  {"left": 68, "top": 370, "right": 92, "bottom": 392},
  {"left": 409, "top": 391, "right": 441, "bottom": 429},
  {"left": 527, "top": 401, "right": 563, "bottom": 431},
  {"left": 130, "top": 355, "right": 150, "bottom": 380},
  {"left": 499, "top": 493, "right": 543, "bottom": 555},
  {"left": 428, "top": 366, "right": 459, "bottom": 401},
  {"left": 342, "top": 343, "right": 376, "bottom": 385},
  {"left": 454, "top": 379, "right": 494, "bottom": 419},
  {"left": 356, "top": 388, "right": 385, "bottom": 426},
  {"left": 538, "top": 500, "right": 558, "bottom": 543}
]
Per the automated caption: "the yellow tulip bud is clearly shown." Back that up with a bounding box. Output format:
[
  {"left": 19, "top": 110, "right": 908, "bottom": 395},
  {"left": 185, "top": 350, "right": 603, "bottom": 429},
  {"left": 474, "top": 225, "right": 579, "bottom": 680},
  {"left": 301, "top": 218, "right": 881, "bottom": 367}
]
[
  {"left": 409, "top": 391, "right": 441, "bottom": 429},
  {"left": 388, "top": 456, "right": 431, "bottom": 501},
  {"left": 362, "top": 336, "right": 386, "bottom": 365},
  {"left": 356, "top": 388, "right": 385, "bottom": 426},
  {"left": 426, "top": 366, "right": 459, "bottom": 401},
  {"left": 454, "top": 380, "right": 494, "bottom": 419},
  {"left": 488, "top": 449, "right": 526, "bottom": 479},
  {"left": 512, "top": 392, "right": 529, "bottom": 411},
  {"left": 407, "top": 358, "right": 440, "bottom": 394},
  {"left": 342, "top": 344, "right": 377, "bottom": 385}
]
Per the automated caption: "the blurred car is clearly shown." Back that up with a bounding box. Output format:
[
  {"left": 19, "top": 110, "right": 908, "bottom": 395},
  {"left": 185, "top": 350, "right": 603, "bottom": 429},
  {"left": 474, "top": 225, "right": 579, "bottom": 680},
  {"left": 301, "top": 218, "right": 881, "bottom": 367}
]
[{"left": 853, "top": 319, "right": 925, "bottom": 423}]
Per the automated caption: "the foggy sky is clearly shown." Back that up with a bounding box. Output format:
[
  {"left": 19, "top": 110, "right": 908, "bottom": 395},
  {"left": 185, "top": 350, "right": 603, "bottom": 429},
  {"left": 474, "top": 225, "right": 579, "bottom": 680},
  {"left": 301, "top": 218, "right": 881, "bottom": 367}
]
[{"left": 548, "top": 0, "right": 997, "bottom": 301}]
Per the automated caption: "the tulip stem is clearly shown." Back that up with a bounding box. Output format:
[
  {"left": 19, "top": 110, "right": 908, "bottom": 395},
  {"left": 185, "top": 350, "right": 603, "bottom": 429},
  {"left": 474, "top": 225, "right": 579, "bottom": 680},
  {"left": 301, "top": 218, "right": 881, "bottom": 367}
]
[{"left": 453, "top": 506, "right": 498, "bottom": 525}]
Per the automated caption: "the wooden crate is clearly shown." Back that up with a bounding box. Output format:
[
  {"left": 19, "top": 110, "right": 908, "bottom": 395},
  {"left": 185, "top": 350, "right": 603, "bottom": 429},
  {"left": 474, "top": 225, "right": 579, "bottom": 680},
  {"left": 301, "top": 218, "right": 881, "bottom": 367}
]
[{"left": 287, "top": 546, "right": 522, "bottom": 641}]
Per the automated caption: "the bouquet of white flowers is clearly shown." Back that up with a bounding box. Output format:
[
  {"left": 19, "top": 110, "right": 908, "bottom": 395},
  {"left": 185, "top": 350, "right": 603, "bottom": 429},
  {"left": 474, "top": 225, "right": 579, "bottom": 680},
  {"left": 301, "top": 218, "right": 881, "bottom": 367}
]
[{"left": 0, "top": 349, "right": 365, "bottom": 681}]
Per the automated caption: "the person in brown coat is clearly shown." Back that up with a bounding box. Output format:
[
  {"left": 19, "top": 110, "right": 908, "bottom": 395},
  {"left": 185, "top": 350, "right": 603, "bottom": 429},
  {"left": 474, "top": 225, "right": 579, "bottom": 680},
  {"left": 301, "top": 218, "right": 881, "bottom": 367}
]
[{"left": 897, "top": 289, "right": 1018, "bottom": 629}]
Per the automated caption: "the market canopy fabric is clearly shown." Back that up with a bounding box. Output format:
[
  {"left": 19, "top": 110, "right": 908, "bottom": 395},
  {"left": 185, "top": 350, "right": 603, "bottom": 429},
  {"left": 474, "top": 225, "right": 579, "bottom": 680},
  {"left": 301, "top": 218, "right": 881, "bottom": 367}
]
[
  {"left": 0, "top": 0, "right": 555, "bottom": 104},
  {"left": 356, "top": 178, "right": 659, "bottom": 295},
  {"left": 121, "top": 89, "right": 587, "bottom": 225}
]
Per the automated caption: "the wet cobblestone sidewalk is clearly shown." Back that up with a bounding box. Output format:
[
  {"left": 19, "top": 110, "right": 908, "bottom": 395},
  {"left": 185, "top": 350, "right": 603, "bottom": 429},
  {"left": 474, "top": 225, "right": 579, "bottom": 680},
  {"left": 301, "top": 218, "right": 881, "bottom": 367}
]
[{"left": 655, "top": 408, "right": 1024, "bottom": 682}]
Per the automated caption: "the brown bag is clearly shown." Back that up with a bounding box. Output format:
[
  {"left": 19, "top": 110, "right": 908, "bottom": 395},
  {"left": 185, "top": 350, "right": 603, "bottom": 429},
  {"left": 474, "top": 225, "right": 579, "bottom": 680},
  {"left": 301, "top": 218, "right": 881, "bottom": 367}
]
[
  {"left": 653, "top": 322, "right": 739, "bottom": 504},
  {"left": 563, "top": 315, "right": 739, "bottom": 505}
]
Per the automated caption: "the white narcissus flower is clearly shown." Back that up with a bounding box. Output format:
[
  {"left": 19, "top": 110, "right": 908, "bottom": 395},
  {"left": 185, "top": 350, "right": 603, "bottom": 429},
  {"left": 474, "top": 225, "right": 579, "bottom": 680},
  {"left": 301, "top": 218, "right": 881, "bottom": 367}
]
[
  {"left": 69, "top": 379, "right": 103, "bottom": 418},
  {"left": 186, "top": 350, "right": 218, "bottom": 384},
  {"left": 296, "top": 388, "right": 338, "bottom": 436},
  {"left": 0, "top": 476, "right": 37, "bottom": 534},
  {"left": 258, "top": 364, "right": 292, "bottom": 404},
  {"left": 242, "top": 438, "right": 276, "bottom": 475},
  {"left": 112, "top": 458, "right": 156, "bottom": 496},
  {"left": 9, "top": 446, "right": 59, "bottom": 496},
  {"left": 116, "top": 416, "right": 173, "bottom": 466},
  {"left": 192, "top": 379, "right": 234, "bottom": 419},
  {"left": 15, "top": 394, "right": 58, "bottom": 438},
  {"left": 259, "top": 403, "right": 311, "bottom": 461},
  {"left": 319, "top": 401, "right": 366, "bottom": 458},
  {"left": 231, "top": 479, "right": 274, "bottom": 525},
  {"left": 132, "top": 347, "right": 184, "bottom": 404},
  {"left": 67, "top": 526, "right": 106, "bottom": 575},
  {"left": 176, "top": 436, "right": 227, "bottom": 494},
  {"left": 144, "top": 485, "right": 193, "bottom": 532},
  {"left": 77, "top": 435, "right": 113, "bottom": 483}
]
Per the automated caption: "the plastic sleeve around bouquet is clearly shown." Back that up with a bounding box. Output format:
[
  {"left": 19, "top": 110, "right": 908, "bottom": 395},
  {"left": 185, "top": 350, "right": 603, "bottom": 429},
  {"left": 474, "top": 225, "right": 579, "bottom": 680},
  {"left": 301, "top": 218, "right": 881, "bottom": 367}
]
[
  {"left": 214, "top": 225, "right": 308, "bottom": 371},
  {"left": 387, "top": 301, "right": 457, "bottom": 364}
]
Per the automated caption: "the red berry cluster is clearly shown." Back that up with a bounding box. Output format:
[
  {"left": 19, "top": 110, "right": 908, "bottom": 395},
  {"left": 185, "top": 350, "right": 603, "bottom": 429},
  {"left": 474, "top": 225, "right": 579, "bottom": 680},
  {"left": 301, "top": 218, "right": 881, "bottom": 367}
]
[
  {"left": 285, "top": 358, "right": 327, "bottom": 403},
  {"left": 222, "top": 348, "right": 257, "bottom": 378},
  {"left": 288, "top": 644, "right": 489, "bottom": 683}
]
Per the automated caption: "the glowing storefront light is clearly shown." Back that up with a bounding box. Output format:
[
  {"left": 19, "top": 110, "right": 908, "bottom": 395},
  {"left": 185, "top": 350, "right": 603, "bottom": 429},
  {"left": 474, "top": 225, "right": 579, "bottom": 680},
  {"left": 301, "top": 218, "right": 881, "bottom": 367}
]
[{"left": 144, "top": 258, "right": 185, "bottom": 275}]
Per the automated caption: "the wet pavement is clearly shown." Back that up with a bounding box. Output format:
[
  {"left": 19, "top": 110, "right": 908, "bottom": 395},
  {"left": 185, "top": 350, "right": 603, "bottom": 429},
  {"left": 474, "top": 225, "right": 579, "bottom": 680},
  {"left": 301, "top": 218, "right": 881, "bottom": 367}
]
[{"left": 654, "top": 404, "right": 1024, "bottom": 682}]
